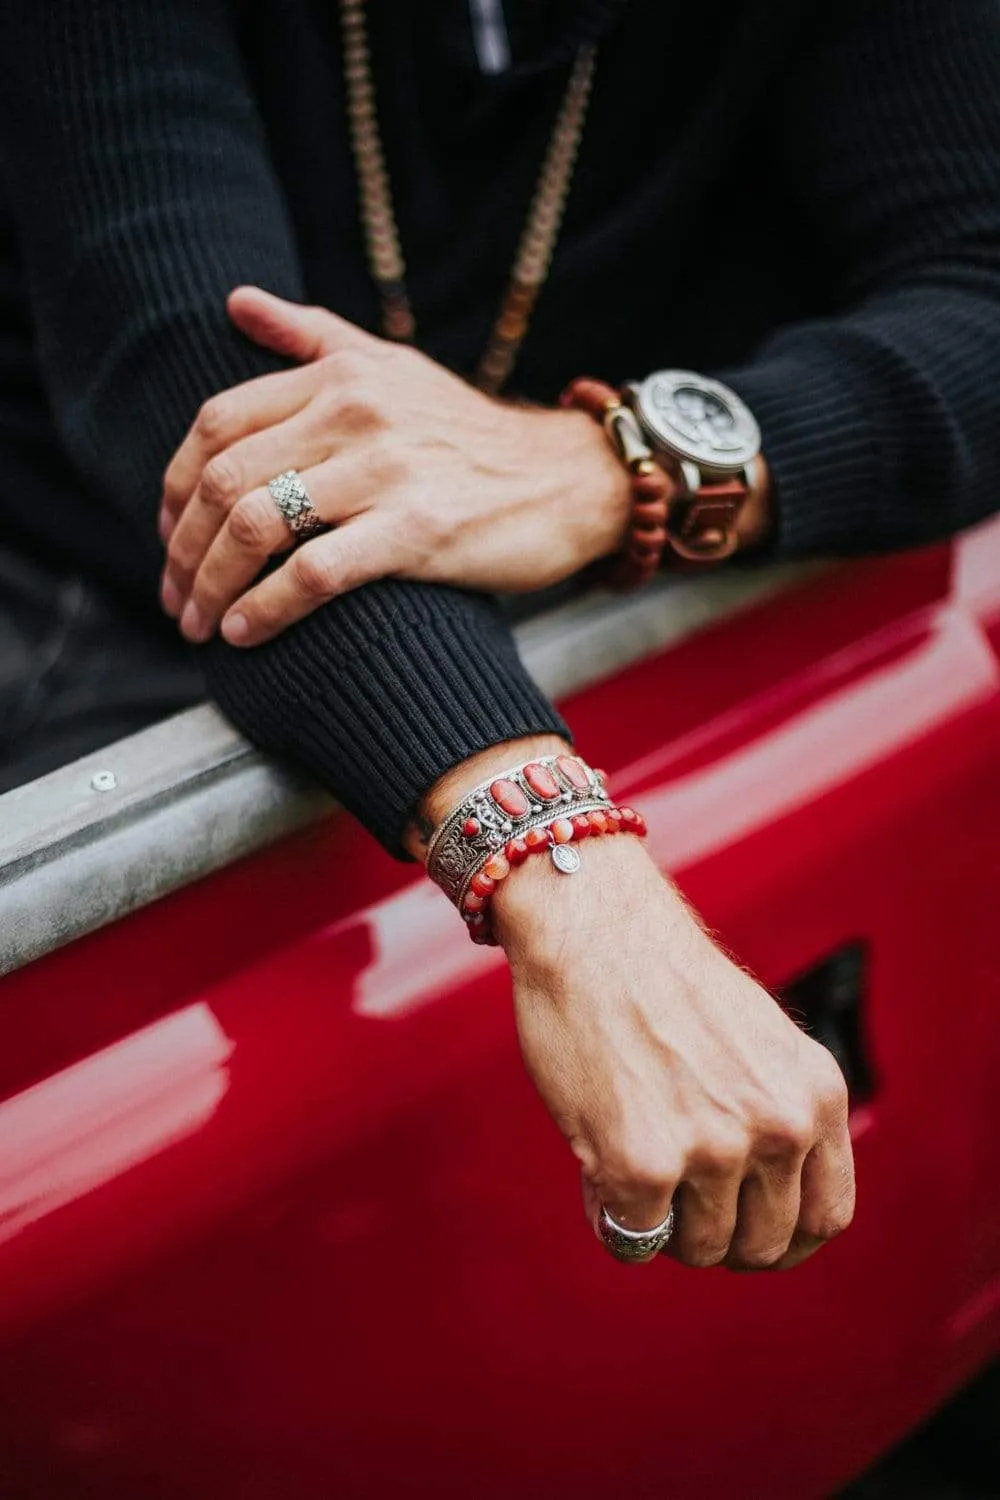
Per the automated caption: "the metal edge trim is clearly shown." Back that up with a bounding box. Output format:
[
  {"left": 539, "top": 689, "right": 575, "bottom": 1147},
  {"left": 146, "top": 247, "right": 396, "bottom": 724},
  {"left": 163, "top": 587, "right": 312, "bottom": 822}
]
[{"left": 0, "top": 565, "right": 811, "bottom": 975}]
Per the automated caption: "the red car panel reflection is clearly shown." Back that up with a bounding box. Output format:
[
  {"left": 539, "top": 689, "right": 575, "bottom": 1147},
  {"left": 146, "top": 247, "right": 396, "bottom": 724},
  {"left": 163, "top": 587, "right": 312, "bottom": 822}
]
[{"left": 1, "top": 521, "right": 999, "bottom": 1499}]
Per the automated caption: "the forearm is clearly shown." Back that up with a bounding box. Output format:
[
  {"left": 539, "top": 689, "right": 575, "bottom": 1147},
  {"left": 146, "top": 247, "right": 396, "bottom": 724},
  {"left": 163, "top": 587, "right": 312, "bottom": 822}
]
[
  {"left": 1, "top": 0, "right": 568, "bottom": 853},
  {"left": 718, "top": 285, "right": 1000, "bottom": 558},
  {"left": 204, "top": 583, "right": 567, "bottom": 855}
]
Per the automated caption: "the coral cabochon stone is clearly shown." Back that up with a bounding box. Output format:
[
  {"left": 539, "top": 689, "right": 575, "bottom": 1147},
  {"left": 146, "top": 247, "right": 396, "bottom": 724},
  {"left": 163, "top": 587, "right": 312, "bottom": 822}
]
[{"left": 490, "top": 778, "right": 530, "bottom": 819}]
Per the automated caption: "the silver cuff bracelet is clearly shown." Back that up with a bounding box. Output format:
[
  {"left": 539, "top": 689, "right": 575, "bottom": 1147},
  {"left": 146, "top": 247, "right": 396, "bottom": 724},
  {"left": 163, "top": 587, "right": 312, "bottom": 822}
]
[{"left": 425, "top": 754, "right": 613, "bottom": 909}]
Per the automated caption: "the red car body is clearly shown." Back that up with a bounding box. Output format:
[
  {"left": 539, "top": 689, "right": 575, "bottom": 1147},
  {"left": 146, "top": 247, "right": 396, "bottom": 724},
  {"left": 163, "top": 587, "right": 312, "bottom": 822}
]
[{"left": 1, "top": 523, "right": 999, "bottom": 1499}]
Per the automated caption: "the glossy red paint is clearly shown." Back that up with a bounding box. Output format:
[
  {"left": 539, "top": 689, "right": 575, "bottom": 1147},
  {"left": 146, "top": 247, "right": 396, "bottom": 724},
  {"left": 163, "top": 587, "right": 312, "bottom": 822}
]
[{"left": 1, "top": 523, "right": 1000, "bottom": 1498}]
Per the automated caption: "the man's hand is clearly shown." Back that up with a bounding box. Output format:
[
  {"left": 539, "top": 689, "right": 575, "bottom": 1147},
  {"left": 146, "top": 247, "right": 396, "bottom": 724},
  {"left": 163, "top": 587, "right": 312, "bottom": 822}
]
[
  {"left": 497, "top": 835, "right": 855, "bottom": 1270},
  {"left": 411, "top": 736, "right": 856, "bottom": 1272},
  {"left": 159, "top": 287, "right": 631, "bottom": 647}
]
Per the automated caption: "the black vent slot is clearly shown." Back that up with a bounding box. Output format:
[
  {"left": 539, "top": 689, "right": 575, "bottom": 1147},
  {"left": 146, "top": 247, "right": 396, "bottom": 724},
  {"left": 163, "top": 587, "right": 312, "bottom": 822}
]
[{"left": 781, "top": 943, "right": 875, "bottom": 1104}]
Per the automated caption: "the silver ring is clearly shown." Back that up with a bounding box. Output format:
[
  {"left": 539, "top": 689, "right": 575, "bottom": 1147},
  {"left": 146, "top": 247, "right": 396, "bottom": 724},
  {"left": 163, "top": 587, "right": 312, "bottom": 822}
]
[
  {"left": 267, "top": 470, "right": 326, "bottom": 539},
  {"left": 598, "top": 1203, "right": 676, "bottom": 1264}
]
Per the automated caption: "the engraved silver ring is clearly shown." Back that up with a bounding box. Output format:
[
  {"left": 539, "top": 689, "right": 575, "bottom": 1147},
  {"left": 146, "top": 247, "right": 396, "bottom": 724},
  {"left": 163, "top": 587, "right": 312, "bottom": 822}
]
[
  {"left": 598, "top": 1203, "right": 676, "bottom": 1264},
  {"left": 267, "top": 469, "right": 326, "bottom": 540}
]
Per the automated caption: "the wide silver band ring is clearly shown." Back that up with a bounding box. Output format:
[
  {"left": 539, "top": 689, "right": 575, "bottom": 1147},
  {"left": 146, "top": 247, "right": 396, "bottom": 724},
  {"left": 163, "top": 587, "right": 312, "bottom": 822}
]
[
  {"left": 267, "top": 470, "right": 326, "bottom": 539},
  {"left": 598, "top": 1203, "right": 676, "bottom": 1264}
]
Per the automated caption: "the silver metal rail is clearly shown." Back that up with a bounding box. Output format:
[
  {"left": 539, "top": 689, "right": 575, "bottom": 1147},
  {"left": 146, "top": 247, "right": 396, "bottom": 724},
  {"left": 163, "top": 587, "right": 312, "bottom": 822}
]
[{"left": 0, "top": 567, "right": 809, "bottom": 976}]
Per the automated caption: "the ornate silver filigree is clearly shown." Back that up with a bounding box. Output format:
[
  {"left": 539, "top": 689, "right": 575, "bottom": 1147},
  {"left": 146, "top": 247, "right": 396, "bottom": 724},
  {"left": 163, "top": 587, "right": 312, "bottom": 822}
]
[
  {"left": 598, "top": 1204, "right": 676, "bottom": 1264},
  {"left": 426, "top": 755, "right": 613, "bottom": 908}
]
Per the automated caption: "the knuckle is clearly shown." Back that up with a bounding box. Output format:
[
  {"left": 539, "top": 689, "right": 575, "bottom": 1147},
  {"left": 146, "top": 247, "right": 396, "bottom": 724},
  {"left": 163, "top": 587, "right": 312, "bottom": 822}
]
[
  {"left": 312, "top": 387, "right": 342, "bottom": 426},
  {"left": 395, "top": 509, "right": 443, "bottom": 571},
  {"left": 161, "top": 473, "right": 182, "bottom": 511},
  {"left": 682, "top": 1235, "right": 731, "bottom": 1269},
  {"left": 337, "top": 388, "right": 384, "bottom": 431},
  {"left": 319, "top": 349, "right": 368, "bottom": 381},
  {"left": 200, "top": 454, "right": 242, "bottom": 511},
  {"left": 602, "top": 1141, "right": 679, "bottom": 1200},
  {"left": 736, "top": 1242, "right": 790, "bottom": 1271},
  {"left": 370, "top": 452, "right": 409, "bottom": 491},
  {"left": 688, "top": 1130, "right": 749, "bottom": 1178},
  {"left": 812, "top": 1194, "right": 856, "bottom": 1242},
  {"left": 570, "top": 1137, "right": 601, "bottom": 1183},
  {"left": 410, "top": 497, "right": 452, "bottom": 550},
  {"left": 165, "top": 555, "right": 194, "bottom": 590},
  {"left": 290, "top": 544, "right": 336, "bottom": 599},
  {"left": 228, "top": 495, "right": 275, "bottom": 552},
  {"left": 165, "top": 534, "right": 196, "bottom": 580},
  {"left": 195, "top": 397, "right": 232, "bottom": 447},
  {"left": 755, "top": 1105, "right": 815, "bottom": 1160},
  {"left": 817, "top": 1056, "right": 850, "bottom": 1120}
]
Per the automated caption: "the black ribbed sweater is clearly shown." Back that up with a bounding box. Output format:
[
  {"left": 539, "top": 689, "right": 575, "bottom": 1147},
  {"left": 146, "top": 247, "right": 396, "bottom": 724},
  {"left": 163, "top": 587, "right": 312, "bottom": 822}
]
[{"left": 1, "top": 0, "right": 999, "bottom": 851}]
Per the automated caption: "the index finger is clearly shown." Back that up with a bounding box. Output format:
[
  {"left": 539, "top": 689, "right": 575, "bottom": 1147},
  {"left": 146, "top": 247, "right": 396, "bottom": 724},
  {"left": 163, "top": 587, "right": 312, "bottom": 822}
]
[
  {"left": 220, "top": 515, "right": 407, "bottom": 646},
  {"left": 160, "top": 362, "right": 320, "bottom": 539}
]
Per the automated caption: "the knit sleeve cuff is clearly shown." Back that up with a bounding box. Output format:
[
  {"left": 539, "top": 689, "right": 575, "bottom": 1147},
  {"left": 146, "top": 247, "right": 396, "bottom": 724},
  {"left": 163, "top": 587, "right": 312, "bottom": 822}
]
[
  {"left": 717, "top": 340, "right": 880, "bottom": 558},
  {"left": 203, "top": 580, "right": 569, "bottom": 857}
]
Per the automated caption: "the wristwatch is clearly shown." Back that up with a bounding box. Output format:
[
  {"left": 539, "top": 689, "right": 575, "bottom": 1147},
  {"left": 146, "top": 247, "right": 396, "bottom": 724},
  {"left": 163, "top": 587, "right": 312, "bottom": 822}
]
[{"left": 624, "top": 370, "right": 762, "bottom": 560}]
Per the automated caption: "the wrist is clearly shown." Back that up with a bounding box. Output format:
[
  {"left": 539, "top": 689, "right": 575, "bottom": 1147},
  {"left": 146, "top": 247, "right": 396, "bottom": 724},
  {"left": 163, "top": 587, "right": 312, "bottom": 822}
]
[
  {"left": 735, "top": 455, "right": 774, "bottom": 552},
  {"left": 551, "top": 407, "right": 634, "bottom": 561},
  {"left": 493, "top": 830, "right": 700, "bottom": 971}
]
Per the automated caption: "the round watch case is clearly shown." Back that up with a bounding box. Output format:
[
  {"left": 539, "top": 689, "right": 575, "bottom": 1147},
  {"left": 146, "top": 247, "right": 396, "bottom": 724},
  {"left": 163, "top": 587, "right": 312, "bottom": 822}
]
[{"left": 628, "top": 370, "right": 761, "bottom": 475}]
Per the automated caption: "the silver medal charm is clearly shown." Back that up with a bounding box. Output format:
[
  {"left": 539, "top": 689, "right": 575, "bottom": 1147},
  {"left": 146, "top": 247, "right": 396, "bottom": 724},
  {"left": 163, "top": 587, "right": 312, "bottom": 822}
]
[{"left": 551, "top": 844, "right": 581, "bottom": 875}]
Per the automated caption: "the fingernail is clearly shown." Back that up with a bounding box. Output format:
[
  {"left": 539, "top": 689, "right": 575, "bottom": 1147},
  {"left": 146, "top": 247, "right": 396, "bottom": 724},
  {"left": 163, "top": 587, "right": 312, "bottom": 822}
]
[
  {"left": 180, "top": 600, "right": 212, "bottom": 643},
  {"left": 160, "top": 573, "right": 182, "bottom": 617},
  {"left": 221, "top": 612, "right": 250, "bottom": 645},
  {"left": 158, "top": 508, "right": 175, "bottom": 543}
]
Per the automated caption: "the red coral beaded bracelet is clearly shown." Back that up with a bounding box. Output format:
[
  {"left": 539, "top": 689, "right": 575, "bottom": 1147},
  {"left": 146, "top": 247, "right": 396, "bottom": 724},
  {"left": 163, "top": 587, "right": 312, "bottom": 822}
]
[
  {"left": 462, "top": 805, "right": 649, "bottom": 946},
  {"left": 423, "top": 752, "right": 649, "bottom": 945},
  {"left": 560, "top": 376, "right": 673, "bottom": 590}
]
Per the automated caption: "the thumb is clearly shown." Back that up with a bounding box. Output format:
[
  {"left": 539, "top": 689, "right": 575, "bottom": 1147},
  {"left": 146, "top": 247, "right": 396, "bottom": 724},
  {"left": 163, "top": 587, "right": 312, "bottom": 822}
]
[{"left": 227, "top": 286, "right": 377, "bottom": 363}]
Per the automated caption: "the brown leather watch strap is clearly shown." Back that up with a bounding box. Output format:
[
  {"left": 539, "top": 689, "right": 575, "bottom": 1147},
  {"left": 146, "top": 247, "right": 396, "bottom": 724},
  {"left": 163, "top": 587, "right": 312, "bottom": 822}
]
[{"left": 667, "top": 475, "right": 751, "bottom": 562}]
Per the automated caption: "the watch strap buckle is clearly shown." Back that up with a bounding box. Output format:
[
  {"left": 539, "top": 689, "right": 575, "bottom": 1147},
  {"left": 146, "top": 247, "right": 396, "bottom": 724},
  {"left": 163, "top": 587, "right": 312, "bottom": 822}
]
[{"left": 668, "top": 471, "right": 748, "bottom": 561}]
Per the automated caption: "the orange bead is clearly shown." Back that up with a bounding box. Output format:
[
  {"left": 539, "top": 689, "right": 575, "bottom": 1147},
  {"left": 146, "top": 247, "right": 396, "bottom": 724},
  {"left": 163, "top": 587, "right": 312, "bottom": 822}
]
[
  {"left": 633, "top": 470, "right": 670, "bottom": 498},
  {"left": 571, "top": 814, "right": 592, "bottom": 839},
  {"left": 524, "top": 826, "right": 553, "bottom": 852},
  {"left": 506, "top": 837, "right": 530, "bottom": 866},
  {"left": 463, "top": 890, "right": 487, "bottom": 913},
  {"left": 470, "top": 870, "right": 497, "bottom": 899},
  {"left": 630, "top": 528, "right": 668, "bottom": 558},
  {"left": 550, "top": 818, "right": 575, "bottom": 844},
  {"left": 632, "top": 501, "right": 668, "bottom": 531},
  {"left": 483, "top": 852, "right": 511, "bottom": 882},
  {"left": 588, "top": 811, "right": 609, "bottom": 835}
]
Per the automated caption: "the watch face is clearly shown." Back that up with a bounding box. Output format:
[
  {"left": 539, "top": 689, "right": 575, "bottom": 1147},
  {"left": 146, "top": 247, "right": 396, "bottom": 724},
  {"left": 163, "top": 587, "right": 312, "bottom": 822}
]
[{"left": 635, "top": 371, "right": 761, "bottom": 470}]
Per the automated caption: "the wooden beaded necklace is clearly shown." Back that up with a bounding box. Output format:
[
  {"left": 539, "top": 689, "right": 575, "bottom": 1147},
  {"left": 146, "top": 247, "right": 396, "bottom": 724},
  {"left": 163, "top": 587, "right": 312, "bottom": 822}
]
[{"left": 340, "top": 0, "right": 597, "bottom": 396}]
